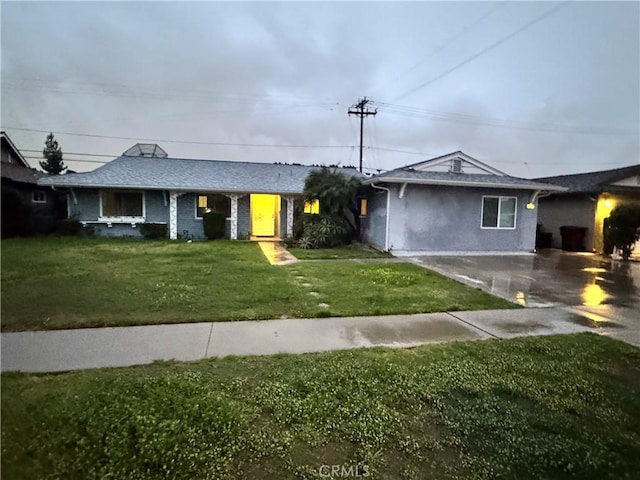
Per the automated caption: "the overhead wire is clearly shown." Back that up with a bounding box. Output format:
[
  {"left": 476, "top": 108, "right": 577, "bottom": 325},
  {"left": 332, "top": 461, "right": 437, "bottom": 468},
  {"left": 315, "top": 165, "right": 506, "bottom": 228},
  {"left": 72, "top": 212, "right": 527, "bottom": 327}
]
[
  {"left": 392, "top": 2, "right": 569, "bottom": 102},
  {"left": 373, "top": 1, "right": 507, "bottom": 96},
  {"left": 373, "top": 101, "right": 637, "bottom": 136},
  {"left": 2, "top": 76, "right": 342, "bottom": 109},
  {"left": 22, "top": 155, "right": 108, "bottom": 164},
  {"left": 3, "top": 126, "right": 356, "bottom": 149},
  {"left": 370, "top": 116, "right": 382, "bottom": 172}
]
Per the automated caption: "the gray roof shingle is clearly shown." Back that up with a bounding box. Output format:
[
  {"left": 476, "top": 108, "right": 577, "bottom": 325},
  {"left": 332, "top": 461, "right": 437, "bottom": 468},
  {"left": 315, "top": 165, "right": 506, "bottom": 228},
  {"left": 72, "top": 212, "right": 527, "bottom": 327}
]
[
  {"left": 536, "top": 164, "right": 640, "bottom": 193},
  {"left": 39, "top": 156, "right": 363, "bottom": 194},
  {"left": 363, "top": 168, "right": 565, "bottom": 191},
  {"left": 1, "top": 162, "right": 46, "bottom": 185}
]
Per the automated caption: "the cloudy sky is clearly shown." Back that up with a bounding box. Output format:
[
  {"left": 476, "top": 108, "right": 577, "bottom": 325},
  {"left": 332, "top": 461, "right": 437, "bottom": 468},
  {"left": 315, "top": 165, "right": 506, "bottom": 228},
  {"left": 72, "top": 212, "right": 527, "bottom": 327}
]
[{"left": 2, "top": 1, "right": 638, "bottom": 178}]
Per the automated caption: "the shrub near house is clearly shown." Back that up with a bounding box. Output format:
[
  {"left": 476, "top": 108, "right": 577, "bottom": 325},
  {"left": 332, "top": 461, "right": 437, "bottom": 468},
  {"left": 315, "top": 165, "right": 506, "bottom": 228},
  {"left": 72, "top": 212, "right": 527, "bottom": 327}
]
[
  {"left": 604, "top": 203, "right": 640, "bottom": 259},
  {"left": 296, "top": 166, "right": 363, "bottom": 248}
]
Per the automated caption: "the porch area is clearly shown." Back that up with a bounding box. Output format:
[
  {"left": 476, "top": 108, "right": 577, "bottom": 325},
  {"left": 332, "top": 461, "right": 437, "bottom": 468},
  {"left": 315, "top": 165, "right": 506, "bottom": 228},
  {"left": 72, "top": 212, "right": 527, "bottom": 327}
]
[{"left": 168, "top": 191, "right": 297, "bottom": 241}]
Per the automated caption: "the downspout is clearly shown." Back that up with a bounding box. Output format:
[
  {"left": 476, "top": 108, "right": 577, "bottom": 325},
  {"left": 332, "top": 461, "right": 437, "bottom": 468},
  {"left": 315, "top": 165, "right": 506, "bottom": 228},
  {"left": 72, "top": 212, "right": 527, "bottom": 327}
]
[{"left": 370, "top": 183, "right": 391, "bottom": 252}]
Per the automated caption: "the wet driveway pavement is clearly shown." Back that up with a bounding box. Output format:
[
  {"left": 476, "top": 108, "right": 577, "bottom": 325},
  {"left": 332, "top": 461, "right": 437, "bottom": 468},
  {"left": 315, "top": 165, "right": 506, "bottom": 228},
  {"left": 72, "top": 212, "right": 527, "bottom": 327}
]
[{"left": 409, "top": 250, "right": 640, "bottom": 345}]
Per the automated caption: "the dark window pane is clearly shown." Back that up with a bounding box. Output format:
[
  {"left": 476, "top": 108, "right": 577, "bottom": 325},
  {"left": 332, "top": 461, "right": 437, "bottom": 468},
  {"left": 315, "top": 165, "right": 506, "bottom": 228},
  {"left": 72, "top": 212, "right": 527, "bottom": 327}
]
[
  {"left": 120, "top": 192, "right": 143, "bottom": 216},
  {"left": 101, "top": 190, "right": 143, "bottom": 217},
  {"left": 482, "top": 197, "right": 499, "bottom": 228},
  {"left": 102, "top": 191, "right": 117, "bottom": 216},
  {"left": 196, "top": 194, "right": 231, "bottom": 218}
]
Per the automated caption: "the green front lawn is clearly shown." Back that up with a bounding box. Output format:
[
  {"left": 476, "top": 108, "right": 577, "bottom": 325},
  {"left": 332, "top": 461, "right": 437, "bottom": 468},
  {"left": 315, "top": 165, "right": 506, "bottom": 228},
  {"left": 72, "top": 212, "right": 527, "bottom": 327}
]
[
  {"left": 1, "top": 238, "right": 515, "bottom": 331},
  {"left": 3, "top": 334, "right": 639, "bottom": 479},
  {"left": 289, "top": 244, "right": 391, "bottom": 260}
]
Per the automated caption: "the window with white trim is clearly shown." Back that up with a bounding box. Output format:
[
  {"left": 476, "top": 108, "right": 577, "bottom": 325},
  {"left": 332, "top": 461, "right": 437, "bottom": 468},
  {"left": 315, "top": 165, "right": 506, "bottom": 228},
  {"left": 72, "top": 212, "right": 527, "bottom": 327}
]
[
  {"left": 32, "top": 190, "right": 46, "bottom": 204},
  {"left": 100, "top": 190, "right": 144, "bottom": 218},
  {"left": 196, "top": 194, "right": 231, "bottom": 218},
  {"left": 482, "top": 196, "right": 516, "bottom": 229}
]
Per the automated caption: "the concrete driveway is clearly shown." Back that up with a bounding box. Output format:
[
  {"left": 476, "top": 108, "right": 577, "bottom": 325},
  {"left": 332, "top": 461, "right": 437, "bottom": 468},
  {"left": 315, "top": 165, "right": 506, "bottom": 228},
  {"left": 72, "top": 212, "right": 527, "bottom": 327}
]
[{"left": 409, "top": 250, "right": 640, "bottom": 345}]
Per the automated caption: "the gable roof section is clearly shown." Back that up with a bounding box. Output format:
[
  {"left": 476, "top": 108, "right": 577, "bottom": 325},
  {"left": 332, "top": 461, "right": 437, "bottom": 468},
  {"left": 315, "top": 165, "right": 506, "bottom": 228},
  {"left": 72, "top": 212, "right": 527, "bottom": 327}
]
[
  {"left": 536, "top": 164, "right": 640, "bottom": 193},
  {"left": 403, "top": 151, "right": 507, "bottom": 175},
  {"left": 1, "top": 132, "right": 46, "bottom": 185},
  {"left": 1, "top": 162, "right": 45, "bottom": 185},
  {"left": 1, "top": 131, "right": 31, "bottom": 168},
  {"left": 38, "top": 156, "right": 363, "bottom": 194},
  {"left": 364, "top": 151, "right": 565, "bottom": 191}
]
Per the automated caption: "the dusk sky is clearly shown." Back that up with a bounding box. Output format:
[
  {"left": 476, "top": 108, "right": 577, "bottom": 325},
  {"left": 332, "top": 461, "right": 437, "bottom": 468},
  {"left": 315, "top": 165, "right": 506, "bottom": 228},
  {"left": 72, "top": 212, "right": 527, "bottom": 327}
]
[{"left": 2, "top": 1, "right": 639, "bottom": 178}]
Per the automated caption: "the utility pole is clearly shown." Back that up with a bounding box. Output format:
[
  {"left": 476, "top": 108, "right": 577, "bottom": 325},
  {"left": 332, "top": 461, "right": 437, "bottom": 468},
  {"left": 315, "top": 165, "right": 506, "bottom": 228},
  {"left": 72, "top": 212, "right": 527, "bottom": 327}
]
[{"left": 348, "top": 97, "right": 377, "bottom": 173}]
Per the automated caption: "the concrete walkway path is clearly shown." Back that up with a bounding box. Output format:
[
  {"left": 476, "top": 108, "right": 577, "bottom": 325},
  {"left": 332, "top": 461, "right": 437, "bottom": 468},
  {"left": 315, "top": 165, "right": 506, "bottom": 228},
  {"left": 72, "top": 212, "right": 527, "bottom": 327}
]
[
  {"left": 3, "top": 306, "right": 632, "bottom": 373},
  {"left": 258, "top": 241, "right": 297, "bottom": 265}
]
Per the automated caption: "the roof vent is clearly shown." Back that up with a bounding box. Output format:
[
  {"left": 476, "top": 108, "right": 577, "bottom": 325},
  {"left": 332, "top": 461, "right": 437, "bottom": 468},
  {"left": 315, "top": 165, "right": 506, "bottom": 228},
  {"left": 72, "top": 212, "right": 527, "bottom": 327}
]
[
  {"left": 451, "top": 158, "right": 463, "bottom": 173},
  {"left": 122, "top": 143, "right": 168, "bottom": 158}
]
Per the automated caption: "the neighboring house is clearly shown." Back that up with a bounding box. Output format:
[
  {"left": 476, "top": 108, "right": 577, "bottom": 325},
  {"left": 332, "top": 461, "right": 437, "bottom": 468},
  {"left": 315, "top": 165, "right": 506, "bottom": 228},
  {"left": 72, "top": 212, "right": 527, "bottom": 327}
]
[
  {"left": 360, "top": 151, "right": 565, "bottom": 255},
  {"left": 536, "top": 164, "right": 640, "bottom": 253},
  {"left": 1, "top": 131, "right": 61, "bottom": 237},
  {"left": 39, "top": 144, "right": 362, "bottom": 240}
]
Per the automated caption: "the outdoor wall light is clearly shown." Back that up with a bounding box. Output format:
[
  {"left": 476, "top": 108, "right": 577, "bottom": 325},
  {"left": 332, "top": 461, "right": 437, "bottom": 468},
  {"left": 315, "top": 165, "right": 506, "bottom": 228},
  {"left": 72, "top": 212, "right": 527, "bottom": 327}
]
[{"left": 526, "top": 203, "right": 536, "bottom": 210}]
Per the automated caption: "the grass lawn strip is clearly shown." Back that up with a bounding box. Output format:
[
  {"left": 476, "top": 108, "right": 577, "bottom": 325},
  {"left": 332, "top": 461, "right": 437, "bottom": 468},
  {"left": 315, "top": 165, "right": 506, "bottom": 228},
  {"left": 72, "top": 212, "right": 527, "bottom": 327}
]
[
  {"left": 288, "top": 244, "right": 392, "bottom": 260},
  {"left": 1, "top": 238, "right": 515, "bottom": 331},
  {"left": 2, "top": 333, "right": 639, "bottom": 479}
]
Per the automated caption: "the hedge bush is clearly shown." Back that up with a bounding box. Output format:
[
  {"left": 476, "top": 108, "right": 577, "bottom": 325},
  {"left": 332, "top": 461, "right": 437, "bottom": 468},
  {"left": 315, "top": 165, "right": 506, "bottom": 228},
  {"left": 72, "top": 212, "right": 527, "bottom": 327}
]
[{"left": 139, "top": 223, "right": 168, "bottom": 240}]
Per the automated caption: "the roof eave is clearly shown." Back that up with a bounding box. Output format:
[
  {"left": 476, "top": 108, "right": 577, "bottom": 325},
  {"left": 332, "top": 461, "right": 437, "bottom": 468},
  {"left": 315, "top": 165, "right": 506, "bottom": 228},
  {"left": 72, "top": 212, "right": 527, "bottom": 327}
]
[
  {"left": 36, "top": 180, "right": 304, "bottom": 195},
  {"left": 363, "top": 177, "right": 567, "bottom": 191}
]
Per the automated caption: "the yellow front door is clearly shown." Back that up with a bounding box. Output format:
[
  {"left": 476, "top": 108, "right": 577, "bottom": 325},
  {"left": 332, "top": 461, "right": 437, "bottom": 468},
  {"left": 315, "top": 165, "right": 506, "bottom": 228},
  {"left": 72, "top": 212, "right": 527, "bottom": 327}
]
[{"left": 251, "top": 194, "right": 280, "bottom": 237}]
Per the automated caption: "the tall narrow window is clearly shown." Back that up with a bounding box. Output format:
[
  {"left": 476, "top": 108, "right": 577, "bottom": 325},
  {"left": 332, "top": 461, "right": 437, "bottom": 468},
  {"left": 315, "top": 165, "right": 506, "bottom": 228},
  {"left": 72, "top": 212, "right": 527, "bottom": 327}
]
[
  {"left": 101, "top": 190, "right": 143, "bottom": 217},
  {"left": 482, "top": 196, "right": 516, "bottom": 229},
  {"left": 303, "top": 199, "right": 320, "bottom": 214},
  {"left": 359, "top": 198, "right": 367, "bottom": 217}
]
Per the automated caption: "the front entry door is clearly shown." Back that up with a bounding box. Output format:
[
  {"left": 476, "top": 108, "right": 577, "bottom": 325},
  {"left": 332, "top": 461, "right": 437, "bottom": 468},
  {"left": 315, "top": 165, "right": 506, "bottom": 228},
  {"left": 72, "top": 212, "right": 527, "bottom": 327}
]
[{"left": 251, "top": 194, "right": 280, "bottom": 237}]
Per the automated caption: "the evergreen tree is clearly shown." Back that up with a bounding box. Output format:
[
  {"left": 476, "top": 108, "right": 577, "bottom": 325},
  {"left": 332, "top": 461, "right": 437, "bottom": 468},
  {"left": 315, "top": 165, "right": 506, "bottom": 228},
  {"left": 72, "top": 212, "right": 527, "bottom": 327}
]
[{"left": 40, "top": 133, "right": 67, "bottom": 175}]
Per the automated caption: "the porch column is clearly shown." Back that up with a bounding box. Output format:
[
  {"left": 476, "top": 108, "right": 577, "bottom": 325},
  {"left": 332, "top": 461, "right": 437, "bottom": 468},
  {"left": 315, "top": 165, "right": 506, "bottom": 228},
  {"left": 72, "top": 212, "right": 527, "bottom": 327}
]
[
  {"left": 169, "top": 191, "right": 180, "bottom": 240},
  {"left": 286, "top": 196, "right": 295, "bottom": 237},
  {"left": 225, "top": 194, "right": 240, "bottom": 240}
]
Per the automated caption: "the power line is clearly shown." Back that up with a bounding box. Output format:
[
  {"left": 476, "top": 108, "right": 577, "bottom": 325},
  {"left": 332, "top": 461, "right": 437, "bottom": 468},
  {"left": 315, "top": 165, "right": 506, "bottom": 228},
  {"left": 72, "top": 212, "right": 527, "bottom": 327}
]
[
  {"left": 372, "top": 101, "right": 637, "bottom": 136},
  {"left": 373, "top": 1, "right": 507, "bottom": 96},
  {"left": 2, "top": 77, "right": 342, "bottom": 109},
  {"left": 366, "top": 146, "right": 438, "bottom": 156},
  {"left": 3, "top": 126, "right": 355, "bottom": 149},
  {"left": 22, "top": 155, "right": 108, "bottom": 164},
  {"left": 21, "top": 149, "right": 116, "bottom": 158},
  {"left": 393, "top": 2, "right": 568, "bottom": 102}
]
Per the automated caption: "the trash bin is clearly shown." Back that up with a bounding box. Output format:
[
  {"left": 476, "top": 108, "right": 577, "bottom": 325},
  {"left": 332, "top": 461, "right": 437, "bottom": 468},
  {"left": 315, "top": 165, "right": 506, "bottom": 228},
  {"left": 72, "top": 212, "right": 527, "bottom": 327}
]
[
  {"left": 535, "top": 224, "right": 553, "bottom": 249},
  {"left": 559, "top": 226, "right": 588, "bottom": 251}
]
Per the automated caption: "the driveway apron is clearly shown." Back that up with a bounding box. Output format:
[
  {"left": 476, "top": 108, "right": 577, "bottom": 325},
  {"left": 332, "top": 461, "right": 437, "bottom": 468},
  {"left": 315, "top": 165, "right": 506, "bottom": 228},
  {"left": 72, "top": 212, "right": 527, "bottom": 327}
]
[{"left": 409, "top": 250, "right": 640, "bottom": 346}]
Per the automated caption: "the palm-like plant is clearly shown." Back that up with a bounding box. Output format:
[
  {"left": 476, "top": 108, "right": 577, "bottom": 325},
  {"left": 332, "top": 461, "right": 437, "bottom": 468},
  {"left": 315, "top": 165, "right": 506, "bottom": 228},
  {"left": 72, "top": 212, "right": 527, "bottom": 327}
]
[{"left": 299, "top": 167, "right": 362, "bottom": 247}]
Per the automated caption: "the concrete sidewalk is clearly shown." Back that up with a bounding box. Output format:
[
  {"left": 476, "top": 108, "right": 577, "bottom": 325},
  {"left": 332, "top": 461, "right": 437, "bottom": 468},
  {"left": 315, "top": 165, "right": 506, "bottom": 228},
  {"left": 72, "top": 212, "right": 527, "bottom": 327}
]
[{"left": 3, "top": 306, "right": 634, "bottom": 373}]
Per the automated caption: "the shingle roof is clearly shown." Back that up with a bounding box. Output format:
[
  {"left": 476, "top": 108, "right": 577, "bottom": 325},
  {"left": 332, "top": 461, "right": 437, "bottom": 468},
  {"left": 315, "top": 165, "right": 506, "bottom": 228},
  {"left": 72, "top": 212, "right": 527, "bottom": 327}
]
[
  {"left": 1, "top": 132, "right": 31, "bottom": 168},
  {"left": 536, "top": 164, "right": 640, "bottom": 193},
  {"left": 38, "top": 156, "right": 362, "bottom": 194},
  {"left": 1, "top": 162, "right": 46, "bottom": 185},
  {"left": 363, "top": 168, "right": 565, "bottom": 191}
]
